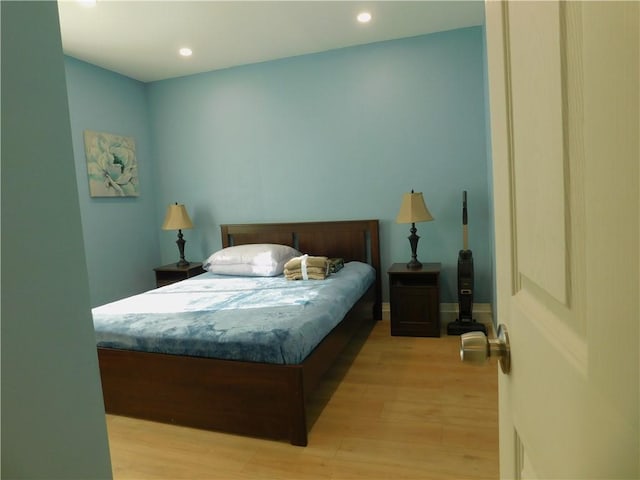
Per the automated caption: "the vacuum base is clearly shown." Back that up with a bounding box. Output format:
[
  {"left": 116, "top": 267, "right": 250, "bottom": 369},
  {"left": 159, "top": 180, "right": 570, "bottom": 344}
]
[{"left": 447, "top": 319, "right": 487, "bottom": 336}]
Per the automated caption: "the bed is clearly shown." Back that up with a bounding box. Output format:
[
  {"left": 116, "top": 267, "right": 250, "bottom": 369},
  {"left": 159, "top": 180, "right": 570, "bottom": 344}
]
[{"left": 95, "top": 219, "right": 381, "bottom": 446}]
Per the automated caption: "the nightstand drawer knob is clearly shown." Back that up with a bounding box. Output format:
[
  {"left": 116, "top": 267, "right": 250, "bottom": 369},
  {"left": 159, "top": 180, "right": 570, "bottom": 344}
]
[{"left": 460, "top": 324, "right": 511, "bottom": 374}]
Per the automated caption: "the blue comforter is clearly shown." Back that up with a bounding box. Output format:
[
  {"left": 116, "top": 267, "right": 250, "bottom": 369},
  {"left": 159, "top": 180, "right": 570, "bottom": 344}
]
[{"left": 92, "top": 261, "right": 375, "bottom": 364}]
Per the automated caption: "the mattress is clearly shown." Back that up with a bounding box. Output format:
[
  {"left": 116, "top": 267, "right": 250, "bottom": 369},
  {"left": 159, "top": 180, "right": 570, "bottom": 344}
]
[{"left": 92, "top": 261, "right": 375, "bottom": 364}]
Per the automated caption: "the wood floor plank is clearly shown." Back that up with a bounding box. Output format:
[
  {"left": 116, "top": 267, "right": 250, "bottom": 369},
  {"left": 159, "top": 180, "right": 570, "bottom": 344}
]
[{"left": 105, "top": 319, "right": 499, "bottom": 479}]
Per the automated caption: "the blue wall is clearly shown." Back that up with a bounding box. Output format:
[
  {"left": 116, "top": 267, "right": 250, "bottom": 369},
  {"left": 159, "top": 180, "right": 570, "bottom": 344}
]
[
  {"left": 65, "top": 57, "right": 160, "bottom": 306},
  {"left": 149, "top": 27, "right": 491, "bottom": 303},
  {"left": 65, "top": 26, "right": 492, "bottom": 305}
]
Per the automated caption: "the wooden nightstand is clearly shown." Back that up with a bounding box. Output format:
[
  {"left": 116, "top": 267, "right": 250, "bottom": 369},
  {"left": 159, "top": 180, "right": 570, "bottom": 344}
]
[
  {"left": 154, "top": 262, "right": 205, "bottom": 288},
  {"left": 388, "top": 263, "right": 441, "bottom": 337}
]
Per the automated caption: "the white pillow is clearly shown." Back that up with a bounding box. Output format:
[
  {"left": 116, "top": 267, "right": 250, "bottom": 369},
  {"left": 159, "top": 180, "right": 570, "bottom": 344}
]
[{"left": 203, "top": 243, "right": 301, "bottom": 277}]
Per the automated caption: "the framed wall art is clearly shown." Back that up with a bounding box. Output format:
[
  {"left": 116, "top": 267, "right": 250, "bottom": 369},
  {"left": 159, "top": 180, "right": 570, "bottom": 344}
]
[{"left": 83, "top": 130, "right": 139, "bottom": 197}]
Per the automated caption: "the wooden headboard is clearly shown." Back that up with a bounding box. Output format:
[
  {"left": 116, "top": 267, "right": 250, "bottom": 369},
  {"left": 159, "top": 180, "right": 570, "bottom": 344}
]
[{"left": 220, "top": 219, "right": 381, "bottom": 320}]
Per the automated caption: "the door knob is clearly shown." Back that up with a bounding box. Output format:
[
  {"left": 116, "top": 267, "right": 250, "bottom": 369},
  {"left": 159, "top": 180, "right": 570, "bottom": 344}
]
[{"left": 460, "top": 324, "right": 511, "bottom": 374}]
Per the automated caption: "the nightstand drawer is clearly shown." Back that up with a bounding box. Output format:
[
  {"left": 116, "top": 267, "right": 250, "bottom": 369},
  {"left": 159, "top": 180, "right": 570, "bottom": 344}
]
[
  {"left": 389, "top": 274, "right": 439, "bottom": 287},
  {"left": 390, "top": 285, "right": 439, "bottom": 336},
  {"left": 156, "top": 272, "right": 189, "bottom": 288},
  {"left": 388, "top": 263, "right": 441, "bottom": 337},
  {"left": 154, "top": 262, "right": 204, "bottom": 288}
]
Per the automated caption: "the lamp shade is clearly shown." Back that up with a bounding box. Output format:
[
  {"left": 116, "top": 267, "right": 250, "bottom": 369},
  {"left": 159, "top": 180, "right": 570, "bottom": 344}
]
[
  {"left": 162, "top": 203, "right": 193, "bottom": 230},
  {"left": 396, "top": 191, "right": 433, "bottom": 224}
]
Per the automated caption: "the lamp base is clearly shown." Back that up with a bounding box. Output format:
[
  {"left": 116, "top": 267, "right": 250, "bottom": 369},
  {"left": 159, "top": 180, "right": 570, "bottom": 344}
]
[
  {"left": 175, "top": 229, "right": 189, "bottom": 268},
  {"left": 406, "top": 223, "right": 423, "bottom": 270},
  {"left": 406, "top": 259, "right": 423, "bottom": 269}
]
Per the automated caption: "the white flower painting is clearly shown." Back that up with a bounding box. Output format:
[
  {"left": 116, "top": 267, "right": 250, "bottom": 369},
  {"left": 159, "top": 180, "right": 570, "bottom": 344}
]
[{"left": 83, "top": 130, "right": 139, "bottom": 197}]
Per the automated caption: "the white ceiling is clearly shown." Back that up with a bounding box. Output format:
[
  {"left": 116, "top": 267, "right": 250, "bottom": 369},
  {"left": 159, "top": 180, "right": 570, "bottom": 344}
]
[{"left": 57, "top": 1, "right": 485, "bottom": 83}]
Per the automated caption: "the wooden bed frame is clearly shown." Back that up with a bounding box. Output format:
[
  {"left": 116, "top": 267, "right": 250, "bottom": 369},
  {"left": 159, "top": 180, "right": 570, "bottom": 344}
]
[{"left": 97, "top": 219, "right": 381, "bottom": 446}]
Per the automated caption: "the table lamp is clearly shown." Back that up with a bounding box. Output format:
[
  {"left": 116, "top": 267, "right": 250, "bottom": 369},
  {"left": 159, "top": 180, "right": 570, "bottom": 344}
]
[
  {"left": 162, "top": 202, "right": 194, "bottom": 267},
  {"left": 396, "top": 190, "right": 433, "bottom": 269}
]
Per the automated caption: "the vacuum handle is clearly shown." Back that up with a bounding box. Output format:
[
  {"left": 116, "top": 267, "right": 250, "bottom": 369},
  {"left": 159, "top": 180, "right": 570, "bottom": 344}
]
[
  {"left": 462, "top": 191, "right": 469, "bottom": 250},
  {"left": 462, "top": 191, "right": 468, "bottom": 225}
]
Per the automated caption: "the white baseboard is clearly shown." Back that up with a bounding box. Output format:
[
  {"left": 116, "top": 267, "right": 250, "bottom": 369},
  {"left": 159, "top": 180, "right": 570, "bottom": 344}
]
[
  {"left": 381, "top": 302, "right": 494, "bottom": 333},
  {"left": 439, "top": 302, "right": 493, "bottom": 326}
]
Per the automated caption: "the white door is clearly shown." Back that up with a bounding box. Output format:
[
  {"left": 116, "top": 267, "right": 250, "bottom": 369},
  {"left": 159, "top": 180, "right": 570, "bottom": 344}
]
[{"left": 485, "top": 1, "right": 639, "bottom": 478}]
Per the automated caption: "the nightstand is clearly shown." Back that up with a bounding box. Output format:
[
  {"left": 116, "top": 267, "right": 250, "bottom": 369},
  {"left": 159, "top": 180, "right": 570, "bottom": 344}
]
[
  {"left": 154, "top": 262, "right": 205, "bottom": 288},
  {"left": 388, "top": 263, "right": 441, "bottom": 337}
]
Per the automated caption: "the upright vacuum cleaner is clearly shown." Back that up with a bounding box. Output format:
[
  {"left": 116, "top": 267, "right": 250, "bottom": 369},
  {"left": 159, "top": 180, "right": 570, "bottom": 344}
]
[{"left": 447, "top": 191, "right": 487, "bottom": 336}]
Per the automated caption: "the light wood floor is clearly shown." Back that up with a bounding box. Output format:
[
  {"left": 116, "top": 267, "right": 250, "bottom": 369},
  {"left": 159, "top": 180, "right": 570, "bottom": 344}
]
[{"left": 105, "top": 319, "right": 499, "bottom": 479}]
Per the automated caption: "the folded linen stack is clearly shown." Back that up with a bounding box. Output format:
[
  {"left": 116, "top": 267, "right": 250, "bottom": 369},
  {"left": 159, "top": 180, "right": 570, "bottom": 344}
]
[{"left": 284, "top": 254, "right": 329, "bottom": 280}]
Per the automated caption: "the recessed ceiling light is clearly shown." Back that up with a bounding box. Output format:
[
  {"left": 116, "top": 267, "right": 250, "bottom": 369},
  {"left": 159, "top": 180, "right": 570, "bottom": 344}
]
[
  {"left": 179, "top": 47, "right": 193, "bottom": 57},
  {"left": 357, "top": 12, "right": 372, "bottom": 23}
]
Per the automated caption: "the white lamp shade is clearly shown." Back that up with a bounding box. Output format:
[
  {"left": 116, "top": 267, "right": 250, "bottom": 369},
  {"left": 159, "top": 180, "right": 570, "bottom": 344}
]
[
  {"left": 396, "top": 192, "right": 434, "bottom": 224},
  {"left": 162, "top": 203, "right": 193, "bottom": 230}
]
